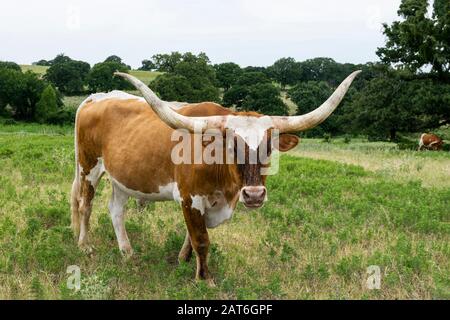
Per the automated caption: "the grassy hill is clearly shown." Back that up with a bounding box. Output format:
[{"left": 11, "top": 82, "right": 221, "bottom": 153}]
[{"left": 19, "top": 65, "right": 161, "bottom": 84}]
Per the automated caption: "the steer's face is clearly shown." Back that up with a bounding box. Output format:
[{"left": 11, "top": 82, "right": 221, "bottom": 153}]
[{"left": 223, "top": 116, "right": 299, "bottom": 209}]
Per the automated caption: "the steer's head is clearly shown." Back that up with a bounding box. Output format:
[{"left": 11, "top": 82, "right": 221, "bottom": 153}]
[{"left": 115, "top": 71, "right": 361, "bottom": 209}]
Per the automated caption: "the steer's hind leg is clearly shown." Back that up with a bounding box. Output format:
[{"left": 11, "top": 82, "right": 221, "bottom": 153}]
[
  {"left": 109, "top": 183, "right": 133, "bottom": 258},
  {"left": 181, "top": 199, "right": 213, "bottom": 285},
  {"left": 77, "top": 172, "right": 104, "bottom": 251},
  {"left": 74, "top": 159, "right": 104, "bottom": 251},
  {"left": 71, "top": 178, "right": 81, "bottom": 238},
  {"left": 178, "top": 230, "right": 193, "bottom": 263}
]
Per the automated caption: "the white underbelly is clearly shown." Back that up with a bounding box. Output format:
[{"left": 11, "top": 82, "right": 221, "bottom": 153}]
[
  {"left": 110, "top": 174, "right": 235, "bottom": 228},
  {"left": 110, "top": 175, "right": 181, "bottom": 202}
]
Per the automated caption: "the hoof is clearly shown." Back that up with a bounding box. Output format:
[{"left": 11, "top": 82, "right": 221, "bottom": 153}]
[
  {"left": 79, "top": 244, "right": 95, "bottom": 256},
  {"left": 120, "top": 247, "right": 134, "bottom": 260},
  {"left": 196, "top": 275, "right": 216, "bottom": 287}
]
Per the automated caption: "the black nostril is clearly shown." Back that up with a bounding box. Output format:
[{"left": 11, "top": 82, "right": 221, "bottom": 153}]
[
  {"left": 242, "top": 189, "right": 250, "bottom": 199},
  {"left": 261, "top": 188, "right": 266, "bottom": 198}
]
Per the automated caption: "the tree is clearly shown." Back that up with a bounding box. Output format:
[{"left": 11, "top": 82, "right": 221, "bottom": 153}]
[
  {"left": 240, "top": 83, "right": 288, "bottom": 115},
  {"left": 139, "top": 59, "right": 156, "bottom": 71},
  {"left": 104, "top": 55, "right": 131, "bottom": 70},
  {"left": 0, "top": 61, "right": 21, "bottom": 72},
  {"left": 222, "top": 71, "right": 288, "bottom": 115},
  {"left": 298, "top": 57, "right": 353, "bottom": 86},
  {"left": 214, "top": 62, "right": 243, "bottom": 90},
  {"left": 223, "top": 71, "right": 271, "bottom": 108},
  {"left": 342, "top": 75, "right": 450, "bottom": 140},
  {"left": 33, "top": 59, "right": 51, "bottom": 66},
  {"left": 35, "top": 85, "right": 58, "bottom": 123},
  {"left": 151, "top": 52, "right": 183, "bottom": 72},
  {"left": 0, "top": 68, "right": 49, "bottom": 121},
  {"left": 45, "top": 56, "right": 90, "bottom": 95},
  {"left": 150, "top": 52, "right": 220, "bottom": 103},
  {"left": 289, "top": 81, "right": 333, "bottom": 114},
  {"left": 236, "top": 72, "right": 270, "bottom": 86},
  {"left": 288, "top": 81, "right": 342, "bottom": 135},
  {"left": 0, "top": 68, "right": 21, "bottom": 116},
  {"left": 377, "top": 0, "right": 450, "bottom": 79},
  {"left": 222, "top": 85, "right": 249, "bottom": 108},
  {"left": 270, "top": 57, "right": 302, "bottom": 88},
  {"left": 87, "top": 61, "right": 133, "bottom": 92},
  {"left": 50, "top": 54, "right": 72, "bottom": 65}
]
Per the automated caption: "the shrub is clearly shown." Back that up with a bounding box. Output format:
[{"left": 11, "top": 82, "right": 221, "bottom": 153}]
[
  {"left": 323, "top": 133, "right": 332, "bottom": 143},
  {"left": 35, "top": 85, "right": 58, "bottom": 123},
  {"left": 343, "top": 135, "right": 352, "bottom": 144}
]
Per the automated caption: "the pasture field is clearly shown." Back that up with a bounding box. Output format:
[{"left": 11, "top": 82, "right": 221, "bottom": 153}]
[
  {"left": 19, "top": 65, "right": 161, "bottom": 84},
  {"left": 0, "top": 124, "right": 448, "bottom": 299}
]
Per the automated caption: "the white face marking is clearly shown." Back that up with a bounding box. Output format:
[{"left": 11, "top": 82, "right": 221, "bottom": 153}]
[
  {"left": 110, "top": 175, "right": 181, "bottom": 203},
  {"left": 225, "top": 116, "right": 274, "bottom": 151}
]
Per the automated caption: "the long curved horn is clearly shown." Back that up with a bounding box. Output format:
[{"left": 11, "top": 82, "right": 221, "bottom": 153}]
[
  {"left": 271, "top": 70, "right": 361, "bottom": 133},
  {"left": 114, "top": 72, "right": 227, "bottom": 132}
]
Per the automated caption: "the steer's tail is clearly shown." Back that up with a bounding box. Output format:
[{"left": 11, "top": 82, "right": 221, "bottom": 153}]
[{"left": 71, "top": 96, "right": 91, "bottom": 236}]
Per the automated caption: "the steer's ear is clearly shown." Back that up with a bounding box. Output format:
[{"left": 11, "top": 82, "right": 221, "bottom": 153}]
[{"left": 274, "top": 134, "right": 299, "bottom": 152}]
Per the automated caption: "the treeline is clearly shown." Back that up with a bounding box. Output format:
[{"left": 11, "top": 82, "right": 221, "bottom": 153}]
[
  {"left": 0, "top": 0, "right": 449, "bottom": 140},
  {"left": 0, "top": 55, "right": 134, "bottom": 124}
]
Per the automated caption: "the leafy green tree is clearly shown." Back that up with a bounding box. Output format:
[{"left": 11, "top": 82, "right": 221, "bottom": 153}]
[
  {"left": 151, "top": 52, "right": 220, "bottom": 103},
  {"left": 87, "top": 61, "right": 132, "bottom": 92},
  {"left": 0, "top": 61, "right": 21, "bottom": 72},
  {"left": 342, "top": 75, "right": 450, "bottom": 140},
  {"left": 50, "top": 54, "right": 72, "bottom": 65},
  {"left": 243, "top": 66, "right": 271, "bottom": 76},
  {"left": 236, "top": 72, "right": 270, "bottom": 86},
  {"left": 139, "top": 59, "right": 156, "bottom": 71},
  {"left": 33, "top": 59, "right": 51, "bottom": 66},
  {"left": 289, "top": 81, "right": 333, "bottom": 114},
  {"left": 222, "top": 85, "right": 249, "bottom": 108},
  {"left": 104, "top": 55, "right": 131, "bottom": 70},
  {"left": 377, "top": 0, "right": 450, "bottom": 79},
  {"left": 289, "top": 81, "right": 337, "bottom": 135},
  {"left": 298, "top": 57, "right": 353, "bottom": 86},
  {"left": 223, "top": 71, "right": 287, "bottom": 115},
  {"left": 35, "top": 85, "right": 58, "bottom": 123},
  {"left": 152, "top": 52, "right": 183, "bottom": 72},
  {"left": 223, "top": 72, "right": 271, "bottom": 108},
  {"left": 45, "top": 57, "right": 90, "bottom": 95},
  {"left": 0, "top": 68, "right": 21, "bottom": 116},
  {"left": 0, "top": 68, "right": 49, "bottom": 121},
  {"left": 214, "top": 62, "right": 243, "bottom": 90},
  {"left": 240, "top": 83, "right": 288, "bottom": 115},
  {"left": 270, "top": 57, "right": 302, "bottom": 88}
]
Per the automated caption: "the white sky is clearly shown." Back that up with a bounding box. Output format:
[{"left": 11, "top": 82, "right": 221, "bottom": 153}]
[{"left": 0, "top": 0, "right": 402, "bottom": 68}]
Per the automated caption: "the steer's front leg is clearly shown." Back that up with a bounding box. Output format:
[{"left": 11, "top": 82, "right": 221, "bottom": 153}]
[{"left": 181, "top": 199, "right": 213, "bottom": 285}]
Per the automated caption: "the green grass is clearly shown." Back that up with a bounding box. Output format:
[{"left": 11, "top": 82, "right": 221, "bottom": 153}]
[
  {"left": 129, "top": 70, "right": 163, "bottom": 84},
  {"left": 20, "top": 65, "right": 49, "bottom": 76},
  {"left": 0, "top": 126, "right": 448, "bottom": 299},
  {"left": 20, "top": 65, "right": 161, "bottom": 85}
]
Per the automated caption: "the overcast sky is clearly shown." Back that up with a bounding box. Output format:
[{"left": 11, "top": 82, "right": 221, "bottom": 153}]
[{"left": 0, "top": 0, "right": 402, "bottom": 68}]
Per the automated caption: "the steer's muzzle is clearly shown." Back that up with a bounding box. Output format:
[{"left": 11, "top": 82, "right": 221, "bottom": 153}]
[{"left": 240, "top": 186, "right": 267, "bottom": 209}]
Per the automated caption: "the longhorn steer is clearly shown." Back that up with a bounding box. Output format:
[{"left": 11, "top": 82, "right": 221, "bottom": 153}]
[
  {"left": 71, "top": 71, "right": 360, "bottom": 283},
  {"left": 418, "top": 133, "right": 444, "bottom": 151}
]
